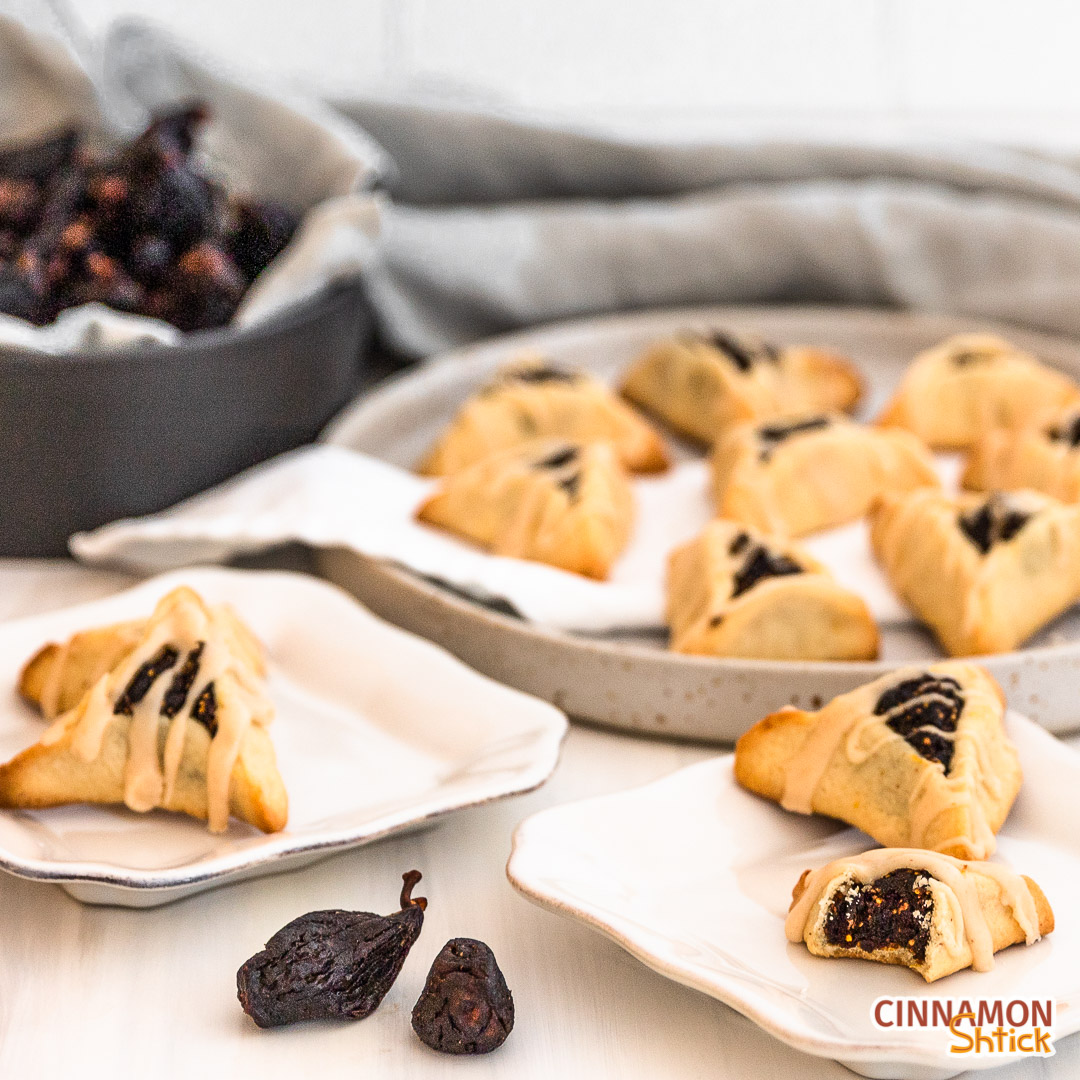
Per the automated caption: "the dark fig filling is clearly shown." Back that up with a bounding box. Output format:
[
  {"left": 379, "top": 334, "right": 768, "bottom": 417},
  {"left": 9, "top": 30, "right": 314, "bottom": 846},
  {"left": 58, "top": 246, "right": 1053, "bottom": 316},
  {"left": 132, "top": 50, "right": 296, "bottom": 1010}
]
[
  {"left": 756, "top": 415, "right": 831, "bottom": 461},
  {"left": 951, "top": 349, "right": 996, "bottom": 366},
  {"left": 730, "top": 544, "right": 804, "bottom": 599},
  {"left": 758, "top": 415, "right": 832, "bottom": 444},
  {"left": 533, "top": 445, "right": 579, "bottom": 471},
  {"left": 958, "top": 495, "right": 1032, "bottom": 555},
  {"left": 557, "top": 472, "right": 582, "bottom": 499},
  {"left": 190, "top": 683, "right": 218, "bottom": 736},
  {"left": 707, "top": 330, "right": 779, "bottom": 372},
  {"left": 728, "top": 531, "right": 751, "bottom": 557},
  {"left": 112, "top": 642, "right": 222, "bottom": 737},
  {"left": 874, "top": 673, "right": 964, "bottom": 772},
  {"left": 113, "top": 645, "right": 179, "bottom": 716},
  {"left": 892, "top": 724, "right": 956, "bottom": 771},
  {"left": 874, "top": 673, "right": 963, "bottom": 715},
  {"left": 502, "top": 365, "right": 579, "bottom": 386},
  {"left": 160, "top": 641, "right": 205, "bottom": 718},
  {"left": 532, "top": 445, "right": 582, "bottom": 500},
  {"left": 1048, "top": 413, "right": 1080, "bottom": 448},
  {"left": 822, "top": 868, "right": 935, "bottom": 962}
]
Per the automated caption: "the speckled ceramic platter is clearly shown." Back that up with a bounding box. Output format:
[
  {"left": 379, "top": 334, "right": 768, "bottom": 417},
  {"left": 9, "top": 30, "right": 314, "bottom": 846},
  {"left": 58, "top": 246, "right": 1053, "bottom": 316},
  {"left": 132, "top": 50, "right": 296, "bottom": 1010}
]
[{"left": 320, "top": 305, "right": 1080, "bottom": 742}]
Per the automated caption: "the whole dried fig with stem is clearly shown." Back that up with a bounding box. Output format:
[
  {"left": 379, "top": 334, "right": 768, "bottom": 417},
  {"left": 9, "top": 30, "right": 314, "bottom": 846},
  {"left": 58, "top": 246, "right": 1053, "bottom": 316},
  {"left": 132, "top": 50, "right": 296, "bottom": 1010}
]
[{"left": 237, "top": 870, "right": 427, "bottom": 1028}]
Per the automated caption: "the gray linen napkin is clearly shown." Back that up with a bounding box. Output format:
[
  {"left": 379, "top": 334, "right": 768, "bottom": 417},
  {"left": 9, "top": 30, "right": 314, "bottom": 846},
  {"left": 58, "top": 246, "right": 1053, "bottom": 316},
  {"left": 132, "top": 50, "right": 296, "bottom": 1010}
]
[{"left": 337, "top": 98, "right": 1080, "bottom": 358}]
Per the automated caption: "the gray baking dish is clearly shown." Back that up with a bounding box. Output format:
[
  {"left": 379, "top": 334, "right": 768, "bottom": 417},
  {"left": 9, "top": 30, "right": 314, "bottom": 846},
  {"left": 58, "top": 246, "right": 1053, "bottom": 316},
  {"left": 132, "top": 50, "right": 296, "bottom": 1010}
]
[{"left": 0, "top": 279, "right": 373, "bottom": 556}]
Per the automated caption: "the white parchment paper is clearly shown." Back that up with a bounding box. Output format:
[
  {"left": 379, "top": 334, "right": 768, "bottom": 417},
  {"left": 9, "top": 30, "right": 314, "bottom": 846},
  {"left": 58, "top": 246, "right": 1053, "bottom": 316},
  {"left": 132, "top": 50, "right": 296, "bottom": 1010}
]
[{"left": 67, "top": 444, "right": 956, "bottom": 633}]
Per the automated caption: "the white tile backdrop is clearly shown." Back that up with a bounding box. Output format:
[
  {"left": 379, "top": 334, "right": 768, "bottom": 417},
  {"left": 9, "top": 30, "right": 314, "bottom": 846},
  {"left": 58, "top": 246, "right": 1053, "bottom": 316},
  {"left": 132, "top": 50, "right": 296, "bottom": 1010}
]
[{"left": 18, "top": 0, "right": 1080, "bottom": 143}]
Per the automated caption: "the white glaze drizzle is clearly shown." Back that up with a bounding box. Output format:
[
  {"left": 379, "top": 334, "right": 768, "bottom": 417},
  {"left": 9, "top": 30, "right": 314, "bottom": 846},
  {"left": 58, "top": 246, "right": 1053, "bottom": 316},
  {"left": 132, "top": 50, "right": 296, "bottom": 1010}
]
[
  {"left": 40, "top": 589, "right": 271, "bottom": 832},
  {"left": 779, "top": 665, "right": 1003, "bottom": 857},
  {"left": 784, "top": 848, "right": 1042, "bottom": 972}
]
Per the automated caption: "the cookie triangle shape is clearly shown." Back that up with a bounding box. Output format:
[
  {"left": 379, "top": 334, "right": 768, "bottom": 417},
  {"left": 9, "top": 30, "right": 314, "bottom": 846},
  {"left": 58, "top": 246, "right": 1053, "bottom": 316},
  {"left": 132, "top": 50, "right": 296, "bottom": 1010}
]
[
  {"left": 963, "top": 402, "right": 1080, "bottom": 502},
  {"left": 0, "top": 586, "right": 287, "bottom": 833},
  {"left": 877, "top": 332, "right": 1080, "bottom": 449},
  {"left": 786, "top": 848, "right": 1054, "bottom": 982},
  {"left": 711, "top": 413, "right": 939, "bottom": 537},
  {"left": 417, "top": 438, "right": 635, "bottom": 580},
  {"left": 735, "top": 663, "right": 1021, "bottom": 859},
  {"left": 870, "top": 488, "right": 1080, "bottom": 655},
  {"left": 419, "top": 355, "right": 669, "bottom": 476},
  {"left": 666, "top": 519, "right": 878, "bottom": 660},
  {"left": 621, "top": 328, "right": 860, "bottom": 443}
]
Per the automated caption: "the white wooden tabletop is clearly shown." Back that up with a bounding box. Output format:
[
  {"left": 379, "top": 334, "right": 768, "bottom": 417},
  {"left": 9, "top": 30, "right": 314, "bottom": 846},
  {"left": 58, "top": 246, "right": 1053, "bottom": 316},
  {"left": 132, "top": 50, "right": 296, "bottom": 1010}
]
[{"left": 0, "top": 558, "right": 1075, "bottom": 1080}]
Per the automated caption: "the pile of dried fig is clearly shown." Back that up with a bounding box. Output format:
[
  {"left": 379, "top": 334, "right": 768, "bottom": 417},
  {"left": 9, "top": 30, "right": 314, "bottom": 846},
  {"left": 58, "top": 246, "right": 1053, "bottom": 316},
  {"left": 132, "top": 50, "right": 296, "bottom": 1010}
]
[{"left": 0, "top": 106, "right": 298, "bottom": 332}]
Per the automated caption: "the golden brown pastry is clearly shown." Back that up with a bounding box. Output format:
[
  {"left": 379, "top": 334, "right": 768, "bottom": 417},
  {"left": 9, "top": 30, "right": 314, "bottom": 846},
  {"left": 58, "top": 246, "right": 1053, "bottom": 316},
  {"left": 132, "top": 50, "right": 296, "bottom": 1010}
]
[
  {"left": 417, "top": 438, "right": 634, "bottom": 579},
  {"left": 0, "top": 587, "right": 287, "bottom": 834},
  {"left": 419, "top": 356, "right": 669, "bottom": 475},
  {"left": 711, "top": 414, "right": 939, "bottom": 536},
  {"left": 870, "top": 488, "right": 1080, "bottom": 655},
  {"left": 19, "top": 619, "right": 146, "bottom": 719},
  {"left": 786, "top": 849, "right": 1053, "bottom": 982},
  {"left": 620, "top": 329, "right": 861, "bottom": 443},
  {"left": 877, "top": 333, "right": 1080, "bottom": 450},
  {"left": 666, "top": 520, "right": 878, "bottom": 660},
  {"left": 735, "top": 663, "right": 1019, "bottom": 859},
  {"left": 963, "top": 405, "right": 1080, "bottom": 501}
]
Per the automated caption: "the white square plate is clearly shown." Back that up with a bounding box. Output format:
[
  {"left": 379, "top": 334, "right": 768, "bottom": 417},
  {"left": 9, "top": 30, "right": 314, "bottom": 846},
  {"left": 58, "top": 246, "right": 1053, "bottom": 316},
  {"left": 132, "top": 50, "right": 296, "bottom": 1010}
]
[
  {"left": 0, "top": 567, "right": 566, "bottom": 907},
  {"left": 507, "top": 713, "right": 1080, "bottom": 1079}
]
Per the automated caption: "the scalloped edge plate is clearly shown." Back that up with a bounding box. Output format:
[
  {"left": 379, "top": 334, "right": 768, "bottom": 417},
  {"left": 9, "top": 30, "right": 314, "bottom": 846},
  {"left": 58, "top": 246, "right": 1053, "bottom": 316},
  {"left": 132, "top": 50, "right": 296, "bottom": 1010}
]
[
  {"left": 0, "top": 567, "right": 567, "bottom": 906},
  {"left": 507, "top": 710, "right": 1080, "bottom": 1079}
]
